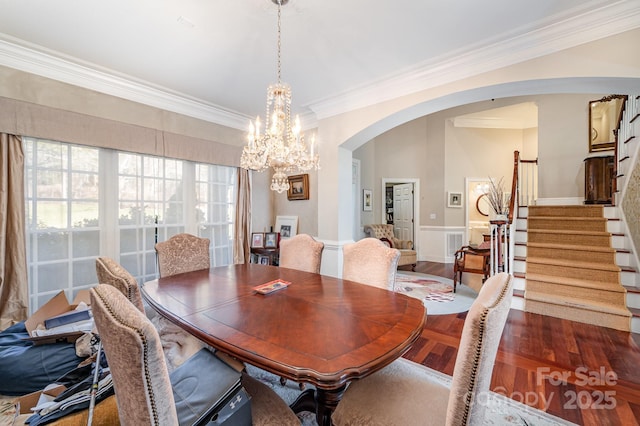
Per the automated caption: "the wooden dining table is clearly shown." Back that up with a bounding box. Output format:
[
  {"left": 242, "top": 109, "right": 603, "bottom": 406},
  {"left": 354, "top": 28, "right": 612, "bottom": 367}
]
[{"left": 141, "top": 264, "right": 426, "bottom": 425}]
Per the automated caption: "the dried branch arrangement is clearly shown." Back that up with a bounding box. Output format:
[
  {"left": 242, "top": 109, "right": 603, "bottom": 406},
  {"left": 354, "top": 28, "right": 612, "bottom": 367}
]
[{"left": 484, "top": 177, "right": 509, "bottom": 215}]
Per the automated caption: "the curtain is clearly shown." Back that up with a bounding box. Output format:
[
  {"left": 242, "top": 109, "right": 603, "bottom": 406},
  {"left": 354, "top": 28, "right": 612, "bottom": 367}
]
[
  {"left": 0, "top": 133, "right": 28, "bottom": 330},
  {"left": 233, "top": 169, "right": 251, "bottom": 264}
]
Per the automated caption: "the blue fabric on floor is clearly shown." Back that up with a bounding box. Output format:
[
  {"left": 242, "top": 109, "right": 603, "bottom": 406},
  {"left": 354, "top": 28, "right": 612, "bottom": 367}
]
[{"left": 0, "top": 321, "right": 84, "bottom": 395}]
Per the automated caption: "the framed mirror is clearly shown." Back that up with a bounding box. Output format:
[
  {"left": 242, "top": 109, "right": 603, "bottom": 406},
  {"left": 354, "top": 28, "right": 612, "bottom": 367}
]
[{"left": 589, "top": 95, "right": 627, "bottom": 152}]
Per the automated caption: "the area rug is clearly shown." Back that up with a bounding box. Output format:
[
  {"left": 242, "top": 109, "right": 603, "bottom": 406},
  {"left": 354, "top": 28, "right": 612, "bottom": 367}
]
[
  {"left": 395, "top": 272, "right": 478, "bottom": 315},
  {"left": 245, "top": 364, "right": 577, "bottom": 426}
]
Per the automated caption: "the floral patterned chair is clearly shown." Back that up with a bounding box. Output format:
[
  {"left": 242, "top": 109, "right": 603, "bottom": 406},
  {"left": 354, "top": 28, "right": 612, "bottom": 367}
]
[{"left": 364, "top": 224, "right": 417, "bottom": 271}]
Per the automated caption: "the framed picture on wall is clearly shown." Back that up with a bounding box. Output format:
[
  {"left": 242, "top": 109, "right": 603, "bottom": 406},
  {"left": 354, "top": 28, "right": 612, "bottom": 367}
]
[
  {"left": 287, "top": 174, "right": 309, "bottom": 200},
  {"left": 363, "top": 189, "right": 372, "bottom": 211},
  {"left": 447, "top": 191, "right": 463, "bottom": 208}
]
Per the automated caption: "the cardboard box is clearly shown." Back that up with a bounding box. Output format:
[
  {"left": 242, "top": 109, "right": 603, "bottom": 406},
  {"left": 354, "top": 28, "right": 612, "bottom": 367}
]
[
  {"left": 16, "top": 385, "right": 66, "bottom": 415},
  {"left": 24, "top": 290, "right": 92, "bottom": 345}
]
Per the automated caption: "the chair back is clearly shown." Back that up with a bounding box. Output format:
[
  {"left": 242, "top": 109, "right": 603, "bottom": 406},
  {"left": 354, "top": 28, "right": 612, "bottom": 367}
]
[
  {"left": 342, "top": 238, "right": 400, "bottom": 290},
  {"left": 155, "top": 233, "right": 210, "bottom": 277},
  {"left": 279, "top": 234, "right": 324, "bottom": 273},
  {"left": 91, "top": 284, "right": 178, "bottom": 426},
  {"left": 95, "top": 256, "right": 145, "bottom": 313},
  {"left": 363, "top": 224, "right": 395, "bottom": 241},
  {"left": 446, "top": 272, "right": 514, "bottom": 425}
]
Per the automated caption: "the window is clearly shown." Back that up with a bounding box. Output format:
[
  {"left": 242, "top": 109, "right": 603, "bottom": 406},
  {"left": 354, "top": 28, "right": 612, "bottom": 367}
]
[{"left": 24, "top": 137, "right": 237, "bottom": 312}]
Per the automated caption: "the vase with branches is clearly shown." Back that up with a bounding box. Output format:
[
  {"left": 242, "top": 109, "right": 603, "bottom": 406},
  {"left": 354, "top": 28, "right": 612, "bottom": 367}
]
[{"left": 484, "top": 177, "right": 509, "bottom": 220}]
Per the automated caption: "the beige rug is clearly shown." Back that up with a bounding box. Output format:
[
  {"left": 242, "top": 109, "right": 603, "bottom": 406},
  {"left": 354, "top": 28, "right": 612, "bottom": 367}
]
[{"left": 395, "top": 272, "right": 477, "bottom": 315}]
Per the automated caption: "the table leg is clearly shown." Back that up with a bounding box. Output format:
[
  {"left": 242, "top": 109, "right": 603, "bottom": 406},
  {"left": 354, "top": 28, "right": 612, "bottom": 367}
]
[{"left": 290, "top": 385, "right": 347, "bottom": 426}]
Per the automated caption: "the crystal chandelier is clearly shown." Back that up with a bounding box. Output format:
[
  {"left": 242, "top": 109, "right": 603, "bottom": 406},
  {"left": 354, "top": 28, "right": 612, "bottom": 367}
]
[{"left": 240, "top": 0, "right": 319, "bottom": 193}]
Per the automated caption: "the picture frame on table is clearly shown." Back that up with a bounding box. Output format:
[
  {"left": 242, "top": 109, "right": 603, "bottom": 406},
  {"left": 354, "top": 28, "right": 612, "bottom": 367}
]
[
  {"left": 363, "top": 189, "right": 372, "bottom": 211},
  {"left": 251, "top": 232, "right": 264, "bottom": 248},
  {"left": 447, "top": 191, "right": 463, "bottom": 208},
  {"left": 287, "top": 174, "right": 309, "bottom": 200},
  {"left": 275, "top": 216, "right": 298, "bottom": 239},
  {"left": 264, "top": 232, "right": 279, "bottom": 249}
]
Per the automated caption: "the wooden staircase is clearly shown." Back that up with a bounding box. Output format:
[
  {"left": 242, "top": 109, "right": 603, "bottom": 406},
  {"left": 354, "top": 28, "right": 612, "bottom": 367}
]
[{"left": 523, "top": 205, "right": 632, "bottom": 331}]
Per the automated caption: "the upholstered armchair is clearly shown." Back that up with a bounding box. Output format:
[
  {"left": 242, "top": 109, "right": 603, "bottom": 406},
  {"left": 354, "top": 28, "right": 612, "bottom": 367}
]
[
  {"left": 332, "top": 273, "right": 514, "bottom": 426},
  {"left": 364, "top": 224, "right": 417, "bottom": 270}
]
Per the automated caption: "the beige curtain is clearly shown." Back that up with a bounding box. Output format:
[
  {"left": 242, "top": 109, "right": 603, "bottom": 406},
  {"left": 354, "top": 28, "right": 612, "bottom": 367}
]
[
  {"left": 0, "top": 133, "right": 28, "bottom": 330},
  {"left": 233, "top": 169, "right": 251, "bottom": 264}
]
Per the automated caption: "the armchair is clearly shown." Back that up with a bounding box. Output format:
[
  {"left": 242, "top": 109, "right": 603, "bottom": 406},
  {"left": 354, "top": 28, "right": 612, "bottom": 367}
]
[
  {"left": 453, "top": 244, "right": 491, "bottom": 292},
  {"left": 364, "top": 224, "right": 417, "bottom": 270}
]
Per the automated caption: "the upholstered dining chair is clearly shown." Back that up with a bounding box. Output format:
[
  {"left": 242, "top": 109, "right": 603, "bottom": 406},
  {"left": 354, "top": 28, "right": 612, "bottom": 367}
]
[
  {"left": 155, "top": 233, "right": 210, "bottom": 277},
  {"left": 342, "top": 237, "right": 400, "bottom": 290},
  {"left": 90, "top": 284, "right": 300, "bottom": 426},
  {"left": 279, "top": 233, "right": 324, "bottom": 273},
  {"left": 95, "top": 256, "right": 146, "bottom": 313},
  {"left": 332, "top": 272, "right": 514, "bottom": 426},
  {"left": 95, "top": 256, "right": 213, "bottom": 372}
]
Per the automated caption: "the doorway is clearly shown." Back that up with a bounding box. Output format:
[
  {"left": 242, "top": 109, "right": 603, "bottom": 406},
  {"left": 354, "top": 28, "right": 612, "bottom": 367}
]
[
  {"left": 465, "top": 178, "right": 491, "bottom": 246},
  {"left": 381, "top": 178, "right": 419, "bottom": 250}
]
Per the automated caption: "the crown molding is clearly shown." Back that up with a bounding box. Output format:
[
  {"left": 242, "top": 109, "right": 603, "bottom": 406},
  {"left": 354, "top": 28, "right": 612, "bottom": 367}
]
[
  {"left": 309, "top": 1, "right": 640, "bottom": 119},
  {"left": 0, "top": 35, "right": 250, "bottom": 130},
  {"left": 1, "top": 1, "right": 638, "bottom": 128}
]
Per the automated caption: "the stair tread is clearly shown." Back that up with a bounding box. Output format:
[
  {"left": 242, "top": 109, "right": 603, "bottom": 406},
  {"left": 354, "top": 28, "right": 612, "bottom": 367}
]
[
  {"left": 623, "top": 285, "right": 640, "bottom": 294},
  {"left": 526, "top": 242, "right": 614, "bottom": 253},
  {"left": 528, "top": 216, "right": 606, "bottom": 221},
  {"left": 525, "top": 290, "right": 632, "bottom": 316},
  {"left": 527, "top": 229, "right": 610, "bottom": 236},
  {"left": 526, "top": 272, "right": 626, "bottom": 292},
  {"left": 526, "top": 256, "right": 621, "bottom": 272}
]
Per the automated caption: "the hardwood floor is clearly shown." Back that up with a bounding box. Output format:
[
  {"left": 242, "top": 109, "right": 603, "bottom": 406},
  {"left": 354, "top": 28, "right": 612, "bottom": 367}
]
[{"left": 400, "top": 261, "right": 640, "bottom": 425}]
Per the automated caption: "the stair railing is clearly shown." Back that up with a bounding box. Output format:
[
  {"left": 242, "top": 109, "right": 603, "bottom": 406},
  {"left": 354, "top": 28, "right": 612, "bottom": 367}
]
[{"left": 488, "top": 151, "right": 537, "bottom": 276}]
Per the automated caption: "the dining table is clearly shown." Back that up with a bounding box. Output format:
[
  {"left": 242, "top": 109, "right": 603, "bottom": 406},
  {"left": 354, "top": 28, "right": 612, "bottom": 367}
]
[{"left": 141, "top": 263, "right": 427, "bottom": 426}]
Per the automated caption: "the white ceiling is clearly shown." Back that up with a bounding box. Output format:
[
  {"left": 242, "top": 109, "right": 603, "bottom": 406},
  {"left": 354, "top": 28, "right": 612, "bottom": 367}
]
[{"left": 1, "top": 0, "right": 639, "bottom": 130}]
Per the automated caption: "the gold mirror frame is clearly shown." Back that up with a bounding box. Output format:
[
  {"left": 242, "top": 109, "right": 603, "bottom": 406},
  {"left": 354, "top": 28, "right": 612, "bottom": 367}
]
[{"left": 589, "top": 95, "right": 627, "bottom": 152}]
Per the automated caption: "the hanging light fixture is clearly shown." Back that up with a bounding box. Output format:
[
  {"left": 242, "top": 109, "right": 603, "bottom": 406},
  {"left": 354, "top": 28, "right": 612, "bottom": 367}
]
[{"left": 240, "top": 0, "right": 319, "bottom": 193}]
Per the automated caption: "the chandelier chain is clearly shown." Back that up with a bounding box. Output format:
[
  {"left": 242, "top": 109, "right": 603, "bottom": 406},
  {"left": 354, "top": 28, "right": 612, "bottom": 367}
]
[
  {"left": 240, "top": 0, "right": 320, "bottom": 193},
  {"left": 276, "top": 1, "right": 281, "bottom": 84}
]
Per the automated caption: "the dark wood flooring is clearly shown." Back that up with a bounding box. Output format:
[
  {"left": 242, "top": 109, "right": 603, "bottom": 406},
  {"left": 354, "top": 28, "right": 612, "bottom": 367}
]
[{"left": 399, "top": 261, "right": 640, "bottom": 426}]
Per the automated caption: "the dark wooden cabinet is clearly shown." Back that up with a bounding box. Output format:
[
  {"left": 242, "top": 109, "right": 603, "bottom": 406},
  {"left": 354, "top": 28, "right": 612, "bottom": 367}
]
[
  {"left": 584, "top": 155, "right": 614, "bottom": 205},
  {"left": 250, "top": 248, "right": 279, "bottom": 266}
]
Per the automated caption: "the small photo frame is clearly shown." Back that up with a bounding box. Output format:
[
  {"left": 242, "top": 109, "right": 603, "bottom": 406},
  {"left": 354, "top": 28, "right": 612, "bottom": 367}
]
[
  {"left": 447, "top": 191, "right": 463, "bottom": 208},
  {"left": 264, "top": 232, "right": 279, "bottom": 248},
  {"left": 287, "top": 174, "right": 309, "bottom": 200},
  {"left": 275, "top": 216, "right": 298, "bottom": 239},
  {"left": 251, "top": 232, "right": 264, "bottom": 248},
  {"left": 363, "top": 189, "right": 372, "bottom": 211},
  {"left": 259, "top": 255, "right": 270, "bottom": 265}
]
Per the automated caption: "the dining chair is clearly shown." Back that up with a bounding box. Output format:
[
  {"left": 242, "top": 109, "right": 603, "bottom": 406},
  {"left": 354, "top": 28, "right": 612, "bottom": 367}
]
[
  {"left": 155, "top": 233, "right": 210, "bottom": 277},
  {"left": 342, "top": 237, "right": 400, "bottom": 290},
  {"left": 95, "top": 256, "right": 146, "bottom": 313},
  {"left": 332, "top": 272, "right": 514, "bottom": 426},
  {"left": 90, "top": 284, "right": 300, "bottom": 426},
  {"left": 95, "top": 256, "right": 210, "bottom": 372},
  {"left": 279, "top": 233, "right": 324, "bottom": 273}
]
